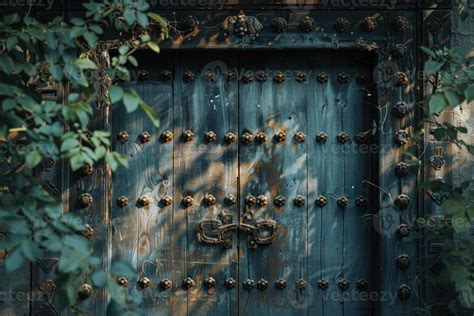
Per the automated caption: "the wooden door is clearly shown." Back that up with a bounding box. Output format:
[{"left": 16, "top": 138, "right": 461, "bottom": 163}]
[{"left": 112, "top": 50, "right": 376, "bottom": 315}]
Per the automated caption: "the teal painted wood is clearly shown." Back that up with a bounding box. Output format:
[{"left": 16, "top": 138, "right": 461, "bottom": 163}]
[
  {"left": 174, "top": 53, "right": 239, "bottom": 316},
  {"left": 111, "top": 54, "right": 175, "bottom": 314},
  {"left": 238, "top": 52, "right": 309, "bottom": 316}
]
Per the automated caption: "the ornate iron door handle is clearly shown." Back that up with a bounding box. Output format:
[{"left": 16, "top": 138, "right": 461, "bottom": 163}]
[{"left": 198, "top": 210, "right": 277, "bottom": 249}]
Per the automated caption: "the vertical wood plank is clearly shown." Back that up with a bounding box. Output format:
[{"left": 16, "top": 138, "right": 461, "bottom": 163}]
[
  {"left": 174, "top": 53, "right": 239, "bottom": 316},
  {"left": 238, "top": 52, "right": 309, "bottom": 316}
]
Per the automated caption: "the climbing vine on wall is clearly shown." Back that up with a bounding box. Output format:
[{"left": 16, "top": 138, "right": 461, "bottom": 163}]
[{"left": 0, "top": 1, "right": 167, "bottom": 314}]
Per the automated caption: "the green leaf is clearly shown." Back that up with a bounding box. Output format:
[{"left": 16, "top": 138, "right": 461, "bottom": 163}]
[
  {"left": 83, "top": 31, "right": 98, "bottom": 48},
  {"left": 147, "top": 12, "right": 167, "bottom": 27},
  {"left": 4, "top": 13, "right": 19, "bottom": 25},
  {"left": 75, "top": 57, "right": 98, "bottom": 70},
  {"left": 20, "top": 240, "right": 38, "bottom": 261},
  {"left": 71, "top": 18, "right": 84, "bottom": 26},
  {"left": 452, "top": 213, "right": 470, "bottom": 233},
  {"left": 464, "top": 85, "right": 474, "bottom": 102},
  {"left": 139, "top": 99, "right": 160, "bottom": 128},
  {"left": 124, "top": 9, "right": 136, "bottom": 25},
  {"left": 61, "top": 138, "right": 80, "bottom": 152},
  {"left": 420, "top": 46, "right": 437, "bottom": 59},
  {"left": 111, "top": 261, "right": 136, "bottom": 279},
  {"left": 49, "top": 64, "right": 63, "bottom": 81},
  {"left": 118, "top": 45, "right": 129, "bottom": 55},
  {"left": 109, "top": 86, "right": 123, "bottom": 103},
  {"left": 428, "top": 94, "right": 448, "bottom": 114},
  {"left": 137, "top": 12, "right": 149, "bottom": 28},
  {"left": 127, "top": 56, "right": 138, "bottom": 67},
  {"left": 146, "top": 41, "right": 160, "bottom": 54},
  {"left": 444, "top": 88, "right": 463, "bottom": 108},
  {"left": 25, "top": 150, "right": 42, "bottom": 168},
  {"left": 122, "top": 92, "right": 139, "bottom": 112},
  {"left": 0, "top": 54, "right": 14, "bottom": 74},
  {"left": 425, "top": 60, "right": 444, "bottom": 73},
  {"left": 91, "top": 269, "right": 107, "bottom": 286}
]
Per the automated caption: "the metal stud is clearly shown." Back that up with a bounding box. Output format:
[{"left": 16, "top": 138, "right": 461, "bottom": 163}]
[
  {"left": 359, "top": 17, "right": 377, "bottom": 32},
  {"left": 255, "top": 132, "right": 267, "bottom": 144},
  {"left": 243, "top": 279, "right": 255, "bottom": 290},
  {"left": 183, "top": 71, "right": 195, "bottom": 82},
  {"left": 183, "top": 196, "right": 194, "bottom": 207},
  {"left": 315, "top": 195, "right": 328, "bottom": 207},
  {"left": 226, "top": 71, "right": 236, "bottom": 82},
  {"left": 300, "top": 16, "right": 316, "bottom": 32},
  {"left": 396, "top": 254, "right": 411, "bottom": 270},
  {"left": 225, "top": 194, "right": 236, "bottom": 205},
  {"left": 274, "top": 195, "right": 286, "bottom": 207},
  {"left": 257, "top": 195, "right": 268, "bottom": 206},
  {"left": 294, "top": 195, "right": 305, "bottom": 207},
  {"left": 204, "top": 276, "right": 216, "bottom": 288},
  {"left": 183, "top": 130, "right": 195, "bottom": 142},
  {"left": 225, "top": 278, "right": 236, "bottom": 289},
  {"left": 203, "top": 194, "right": 216, "bottom": 206},
  {"left": 82, "top": 224, "right": 94, "bottom": 239},
  {"left": 317, "top": 72, "right": 329, "bottom": 84},
  {"left": 355, "top": 196, "right": 367, "bottom": 207},
  {"left": 294, "top": 132, "right": 306, "bottom": 143},
  {"left": 160, "top": 279, "right": 172, "bottom": 290},
  {"left": 296, "top": 279, "right": 307, "bottom": 290},
  {"left": 205, "top": 131, "right": 217, "bottom": 143},
  {"left": 203, "top": 70, "right": 216, "bottom": 82},
  {"left": 138, "top": 277, "right": 151, "bottom": 289},
  {"left": 161, "top": 131, "right": 173, "bottom": 142},
  {"left": 79, "top": 163, "right": 94, "bottom": 177},
  {"left": 355, "top": 132, "right": 368, "bottom": 144},
  {"left": 224, "top": 132, "right": 237, "bottom": 144},
  {"left": 394, "top": 130, "right": 409, "bottom": 146},
  {"left": 117, "top": 276, "right": 128, "bottom": 287},
  {"left": 78, "top": 193, "right": 93, "bottom": 208},
  {"left": 395, "top": 162, "right": 409, "bottom": 177},
  {"left": 356, "top": 74, "right": 369, "bottom": 84},
  {"left": 179, "top": 16, "right": 200, "bottom": 34},
  {"left": 337, "top": 196, "right": 349, "bottom": 208},
  {"left": 337, "top": 132, "right": 349, "bottom": 144},
  {"left": 334, "top": 17, "right": 350, "bottom": 33},
  {"left": 78, "top": 283, "right": 93, "bottom": 299},
  {"left": 160, "top": 70, "right": 172, "bottom": 81},
  {"left": 161, "top": 195, "right": 173, "bottom": 206},
  {"left": 245, "top": 195, "right": 256, "bottom": 206},
  {"left": 357, "top": 279, "right": 368, "bottom": 291},
  {"left": 395, "top": 194, "right": 410, "bottom": 210},
  {"left": 271, "top": 17, "right": 288, "bottom": 33},
  {"left": 316, "top": 132, "right": 328, "bottom": 143},
  {"left": 242, "top": 72, "right": 254, "bottom": 83},
  {"left": 394, "top": 72, "right": 408, "bottom": 86},
  {"left": 296, "top": 72, "right": 307, "bottom": 82},
  {"left": 275, "top": 131, "right": 286, "bottom": 143},
  {"left": 117, "top": 196, "right": 128, "bottom": 207},
  {"left": 275, "top": 278, "right": 287, "bottom": 289},
  {"left": 137, "top": 196, "right": 149, "bottom": 207},
  {"left": 257, "top": 279, "right": 269, "bottom": 290},
  {"left": 183, "top": 277, "right": 195, "bottom": 290},
  {"left": 273, "top": 71, "right": 286, "bottom": 83},
  {"left": 318, "top": 279, "right": 329, "bottom": 290},
  {"left": 137, "top": 69, "right": 149, "bottom": 81},
  {"left": 337, "top": 72, "right": 349, "bottom": 84},
  {"left": 393, "top": 101, "right": 408, "bottom": 118},
  {"left": 256, "top": 71, "right": 267, "bottom": 82},
  {"left": 118, "top": 131, "right": 129, "bottom": 143},
  {"left": 396, "top": 224, "right": 410, "bottom": 238},
  {"left": 397, "top": 284, "right": 412, "bottom": 300},
  {"left": 338, "top": 279, "right": 350, "bottom": 291},
  {"left": 241, "top": 132, "right": 253, "bottom": 144},
  {"left": 139, "top": 132, "right": 151, "bottom": 143},
  {"left": 393, "top": 44, "right": 408, "bottom": 58},
  {"left": 392, "top": 16, "right": 409, "bottom": 32}
]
